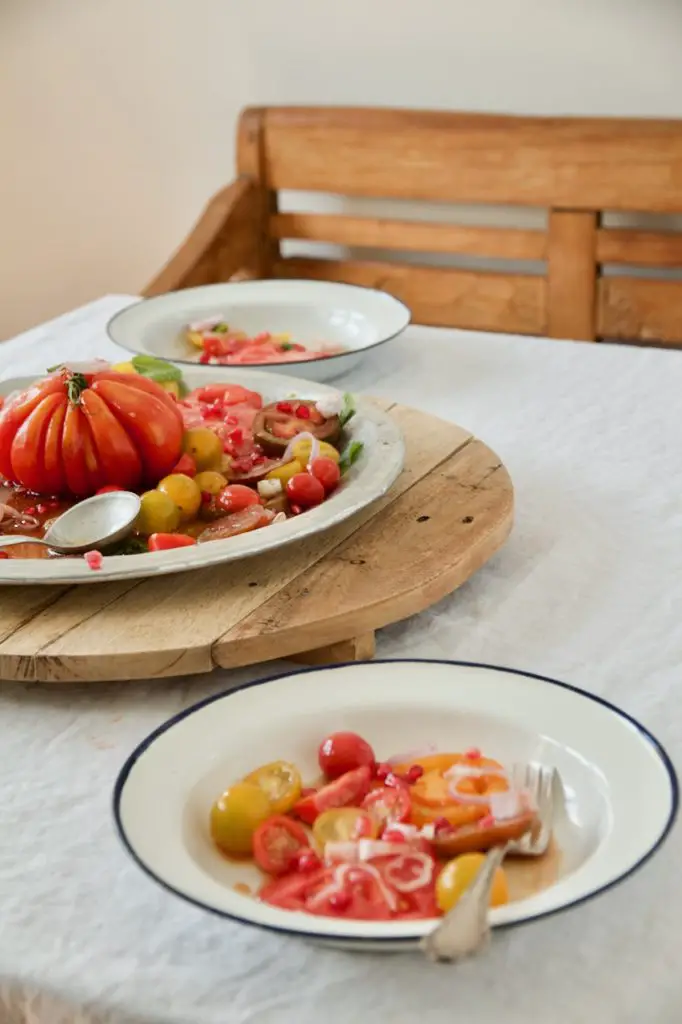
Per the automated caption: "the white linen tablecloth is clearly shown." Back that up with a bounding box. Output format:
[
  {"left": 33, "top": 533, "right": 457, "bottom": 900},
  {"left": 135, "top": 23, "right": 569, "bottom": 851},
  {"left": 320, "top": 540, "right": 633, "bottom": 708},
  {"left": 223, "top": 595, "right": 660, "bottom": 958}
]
[{"left": 1, "top": 296, "right": 680, "bottom": 1024}]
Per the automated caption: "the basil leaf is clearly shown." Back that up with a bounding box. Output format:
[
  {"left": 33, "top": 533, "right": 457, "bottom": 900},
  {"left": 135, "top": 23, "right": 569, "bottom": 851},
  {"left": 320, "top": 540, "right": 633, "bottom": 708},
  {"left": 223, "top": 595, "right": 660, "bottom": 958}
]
[
  {"left": 338, "top": 393, "right": 356, "bottom": 427},
  {"left": 104, "top": 535, "right": 149, "bottom": 556},
  {"left": 339, "top": 440, "right": 364, "bottom": 474},
  {"left": 132, "top": 355, "right": 183, "bottom": 384},
  {"left": 279, "top": 341, "right": 294, "bottom": 352}
]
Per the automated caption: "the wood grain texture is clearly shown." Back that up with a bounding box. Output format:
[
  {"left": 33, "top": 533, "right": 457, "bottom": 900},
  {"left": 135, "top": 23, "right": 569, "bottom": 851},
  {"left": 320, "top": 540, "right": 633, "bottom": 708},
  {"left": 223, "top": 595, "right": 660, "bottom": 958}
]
[
  {"left": 275, "top": 257, "right": 546, "bottom": 333},
  {"left": 547, "top": 210, "right": 598, "bottom": 340},
  {"left": 597, "top": 277, "right": 682, "bottom": 343},
  {"left": 254, "top": 106, "right": 682, "bottom": 211},
  {"left": 236, "top": 106, "right": 280, "bottom": 276},
  {"left": 143, "top": 177, "right": 261, "bottom": 296},
  {"left": 596, "top": 229, "right": 682, "bottom": 267},
  {"left": 0, "top": 405, "right": 513, "bottom": 683},
  {"left": 271, "top": 213, "right": 546, "bottom": 260}
]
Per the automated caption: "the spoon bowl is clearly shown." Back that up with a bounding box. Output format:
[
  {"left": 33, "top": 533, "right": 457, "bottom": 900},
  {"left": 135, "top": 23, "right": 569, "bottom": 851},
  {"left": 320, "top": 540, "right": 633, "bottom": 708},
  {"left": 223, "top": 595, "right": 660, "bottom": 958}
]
[{"left": 0, "top": 491, "right": 141, "bottom": 555}]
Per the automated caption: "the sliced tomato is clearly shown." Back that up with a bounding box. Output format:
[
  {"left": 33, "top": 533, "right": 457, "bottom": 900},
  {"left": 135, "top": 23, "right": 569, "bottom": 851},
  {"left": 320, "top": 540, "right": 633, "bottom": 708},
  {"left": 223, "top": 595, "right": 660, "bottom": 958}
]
[
  {"left": 243, "top": 760, "right": 302, "bottom": 815},
  {"left": 312, "top": 807, "right": 377, "bottom": 846},
  {"left": 293, "top": 765, "right": 372, "bottom": 825},
  {"left": 259, "top": 866, "right": 330, "bottom": 911},
  {"left": 252, "top": 816, "right": 310, "bottom": 876},
  {"left": 362, "top": 786, "right": 412, "bottom": 829},
  {"left": 194, "top": 384, "right": 262, "bottom": 409},
  {"left": 148, "top": 533, "right": 197, "bottom": 551}
]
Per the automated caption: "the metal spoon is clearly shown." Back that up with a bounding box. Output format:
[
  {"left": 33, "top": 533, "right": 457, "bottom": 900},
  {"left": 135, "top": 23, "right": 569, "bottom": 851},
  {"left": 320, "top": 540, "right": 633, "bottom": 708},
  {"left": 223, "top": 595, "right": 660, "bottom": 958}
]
[{"left": 0, "top": 490, "right": 141, "bottom": 555}]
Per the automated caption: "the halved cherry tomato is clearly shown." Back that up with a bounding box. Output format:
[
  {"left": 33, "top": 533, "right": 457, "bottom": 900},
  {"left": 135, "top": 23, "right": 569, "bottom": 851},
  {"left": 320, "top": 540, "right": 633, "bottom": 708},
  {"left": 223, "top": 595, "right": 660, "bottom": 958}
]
[
  {"left": 243, "top": 760, "right": 302, "bottom": 815},
  {"left": 252, "top": 815, "right": 310, "bottom": 876},
  {"left": 436, "top": 854, "right": 508, "bottom": 912},
  {"left": 318, "top": 731, "right": 375, "bottom": 780},
  {"left": 286, "top": 473, "right": 325, "bottom": 508},
  {"left": 293, "top": 765, "right": 372, "bottom": 825},
  {"left": 312, "top": 807, "right": 377, "bottom": 846},
  {"left": 362, "top": 786, "right": 412, "bottom": 829},
  {"left": 217, "top": 484, "right": 261, "bottom": 514},
  {"left": 148, "top": 533, "right": 198, "bottom": 552},
  {"left": 309, "top": 457, "right": 340, "bottom": 494}
]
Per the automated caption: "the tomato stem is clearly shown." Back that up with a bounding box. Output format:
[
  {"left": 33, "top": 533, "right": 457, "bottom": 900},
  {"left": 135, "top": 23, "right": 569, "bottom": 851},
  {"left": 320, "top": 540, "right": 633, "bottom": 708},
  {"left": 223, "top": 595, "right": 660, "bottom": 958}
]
[{"left": 65, "top": 371, "right": 89, "bottom": 405}]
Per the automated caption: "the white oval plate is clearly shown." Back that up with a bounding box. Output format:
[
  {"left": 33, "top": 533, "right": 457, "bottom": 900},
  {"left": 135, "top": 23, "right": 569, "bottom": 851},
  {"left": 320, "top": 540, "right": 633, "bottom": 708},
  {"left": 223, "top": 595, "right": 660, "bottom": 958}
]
[
  {"left": 106, "top": 280, "right": 411, "bottom": 383},
  {"left": 0, "top": 368, "right": 404, "bottom": 585},
  {"left": 113, "top": 660, "right": 677, "bottom": 952}
]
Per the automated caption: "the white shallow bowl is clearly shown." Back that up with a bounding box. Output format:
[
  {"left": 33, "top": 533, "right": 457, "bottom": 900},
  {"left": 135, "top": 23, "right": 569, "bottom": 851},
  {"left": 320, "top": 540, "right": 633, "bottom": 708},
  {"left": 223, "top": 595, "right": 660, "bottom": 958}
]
[
  {"left": 114, "top": 660, "right": 677, "bottom": 952},
  {"left": 0, "top": 368, "right": 404, "bottom": 585},
  {"left": 107, "top": 280, "right": 411, "bottom": 383}
]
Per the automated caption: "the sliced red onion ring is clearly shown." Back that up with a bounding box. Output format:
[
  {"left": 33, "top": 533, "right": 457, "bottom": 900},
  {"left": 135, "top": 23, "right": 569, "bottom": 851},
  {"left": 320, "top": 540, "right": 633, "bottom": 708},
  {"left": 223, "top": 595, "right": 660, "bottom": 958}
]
[
  {"left": 488, "top": 790, "right": 522, "bottom": 821},
  {"left": 189, "top": 316, "right": 225, "bottom": 332},
  {"left": 0, "top": 504, "right": 39, "bottom": 529},
  {"left": 341, "top": 863, "right": 398, "bottom": 911},
  {"left": 383, "top": 853, "right": 433, "bottom": 893},
  {"left": 445, "top": 763, "right": 511, "bottom": 806},
  {"left": 282, "top": 431, "right": 320, "bottom": 467},
  {"left": 386, "top": 744, "right": 438, "bottom": 766}
]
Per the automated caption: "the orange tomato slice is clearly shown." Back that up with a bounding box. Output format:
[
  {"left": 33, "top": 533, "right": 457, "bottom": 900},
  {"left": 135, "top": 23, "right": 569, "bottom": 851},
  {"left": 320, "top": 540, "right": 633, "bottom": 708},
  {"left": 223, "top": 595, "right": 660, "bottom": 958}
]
[
  {"left": 411, "top": 800, "right": 487, "bottom": 829},
  {"left": 411, "top": 757, "right": 508, "bottom": 809}
]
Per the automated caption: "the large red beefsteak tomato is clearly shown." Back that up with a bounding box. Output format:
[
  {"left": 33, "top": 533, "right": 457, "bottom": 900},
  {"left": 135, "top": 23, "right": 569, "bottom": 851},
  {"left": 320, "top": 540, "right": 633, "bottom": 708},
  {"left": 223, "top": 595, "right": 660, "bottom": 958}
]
[{"left": 0, "top": 368, "right": 184, "bottom": 497}]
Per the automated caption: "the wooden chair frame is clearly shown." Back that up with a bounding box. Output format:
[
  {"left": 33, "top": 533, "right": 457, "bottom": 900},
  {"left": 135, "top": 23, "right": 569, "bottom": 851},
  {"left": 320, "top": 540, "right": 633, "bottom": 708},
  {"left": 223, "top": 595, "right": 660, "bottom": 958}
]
[{"left": 145, "top": 106, "right": 682, "bottom": 346}]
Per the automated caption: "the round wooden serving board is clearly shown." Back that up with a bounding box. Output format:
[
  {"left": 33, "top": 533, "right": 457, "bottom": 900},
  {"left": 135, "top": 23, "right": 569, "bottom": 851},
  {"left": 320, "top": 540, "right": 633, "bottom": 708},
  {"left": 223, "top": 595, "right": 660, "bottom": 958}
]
[{"left": 0, "top": 401, "right": 513, "bottom": 683}]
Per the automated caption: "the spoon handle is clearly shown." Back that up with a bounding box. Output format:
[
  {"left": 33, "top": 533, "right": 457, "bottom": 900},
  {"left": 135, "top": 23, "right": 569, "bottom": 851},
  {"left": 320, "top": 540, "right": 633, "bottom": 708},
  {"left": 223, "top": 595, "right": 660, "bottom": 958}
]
[{"left": 0, "top": 535, "right": 50, "bottom": 549}]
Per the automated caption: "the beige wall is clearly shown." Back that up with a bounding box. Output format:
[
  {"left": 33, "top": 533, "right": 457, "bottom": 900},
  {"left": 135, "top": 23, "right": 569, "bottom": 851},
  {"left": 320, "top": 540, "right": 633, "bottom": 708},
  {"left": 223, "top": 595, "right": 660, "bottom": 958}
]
[{"left": 1, "top": 0, "right": 681, "bottom": 339}]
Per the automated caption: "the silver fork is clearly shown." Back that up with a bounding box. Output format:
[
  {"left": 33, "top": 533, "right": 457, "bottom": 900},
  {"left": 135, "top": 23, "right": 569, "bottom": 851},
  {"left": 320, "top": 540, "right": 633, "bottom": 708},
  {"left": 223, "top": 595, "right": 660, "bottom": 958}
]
[{"left": 420, "top": 763, "right": 560, "bottom": 963}]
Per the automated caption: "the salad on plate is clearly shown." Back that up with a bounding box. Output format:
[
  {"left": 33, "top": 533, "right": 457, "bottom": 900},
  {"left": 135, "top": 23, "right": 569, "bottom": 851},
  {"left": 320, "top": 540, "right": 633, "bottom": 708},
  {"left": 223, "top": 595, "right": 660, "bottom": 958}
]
[
  {"left": 187, "top": 316, "right": 344, "bottom": 366},
  {"left": 209, "top": 731, "right": 553, "bottom": 922},
  {"left": 0, "top": 356, "right": 363, "bottom": 566}
]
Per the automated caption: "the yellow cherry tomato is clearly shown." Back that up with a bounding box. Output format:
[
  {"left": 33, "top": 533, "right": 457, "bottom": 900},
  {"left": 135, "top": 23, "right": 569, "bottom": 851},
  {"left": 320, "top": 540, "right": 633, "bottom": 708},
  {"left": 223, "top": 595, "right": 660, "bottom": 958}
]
[
  {"left": 210, "top": 782, "right": 272, "bottom": 856},
  {"left": 183, "top": 428, "right": 223, "bottom": 472},
  {"left": 112, "top": 361, "right": 136, "bottom": 374},
  {"left": 135, "top": 490, "right": 181, "bottom": 536},
  {"left": 194, "top": 470, "right": 228, "bottom": 495},
  {"left": 312, "top": 807, "right": 378, "bottom": 847},
  {"left": 265, "top": 459, "right": 303, "bottom": 484},
  {"left": 243, "top": 760, "right": 302, "bottom": 815},
  {"left": 290, "top": 439, "right": 340, "bottom": 465},
  {"left": 188, "top": 330, "right": 204, "bottom": 349},
  {"left": 160, "top": 380, "right": 181, "bottom": 398},
  {"left": 436, "top": 854, "right": 509, "bottom": 913},
  {"left": 158, "top": 473, "right": 202, "bottom": 522}
]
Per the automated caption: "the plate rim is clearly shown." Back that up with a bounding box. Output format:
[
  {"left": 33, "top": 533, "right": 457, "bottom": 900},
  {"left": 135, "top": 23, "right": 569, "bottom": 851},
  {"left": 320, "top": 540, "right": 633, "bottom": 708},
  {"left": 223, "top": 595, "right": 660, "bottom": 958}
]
[
  {"left": 112, "top": 658, "right": 679, "bottom": 945},
  {"left": 106, "top": 279, "right": 412, "bottom": 368}
]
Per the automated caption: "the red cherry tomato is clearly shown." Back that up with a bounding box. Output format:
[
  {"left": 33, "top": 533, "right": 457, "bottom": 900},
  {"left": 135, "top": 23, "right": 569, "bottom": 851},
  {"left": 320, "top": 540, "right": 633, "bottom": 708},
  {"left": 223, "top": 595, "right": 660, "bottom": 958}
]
[
  {"left": 96, "top": 485, "right": 125, "bottom": 494},
  {"left": 252, "top": 816, "right": 310, "bottom": 876},
  {"left": 293, "top": 765, "right": 372, "bottom": 825},
  {"left": 217, "top": 484, "right": 260, "bottom": 514},
  {"left": 286, "top": 473, "right": 325, "bottom": 508},
  {"left": 309, "top": 457, "right": 341, "bottom": 494},
  {"left": 362, "top": 786, "right": 412, "bottom": 829},
  {"left": 148, "top": 533, "right": 197, "bottom": 551},
  {"left": 318, "top": 732, "right": 376, "bottom": 780}
]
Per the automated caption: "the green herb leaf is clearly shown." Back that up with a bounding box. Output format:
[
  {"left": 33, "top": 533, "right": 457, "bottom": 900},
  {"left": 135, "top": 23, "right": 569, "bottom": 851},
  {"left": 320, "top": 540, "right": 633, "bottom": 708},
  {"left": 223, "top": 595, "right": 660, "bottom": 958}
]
[
  {"left": 214, "top": 323, "right": 230, "bottom": 334},
  {"left": 279, "top": 341, "right": 294, "bottom": 352},
  {"left": 338, "top": 393, "right": 356, "bottom": 427},
  {"left": 103, "top": 535, "right": 149, "bottom": 556},
  {"left": 339, "top": 440, "right": 364, "bottom": 474},
  {"left": 132, "top": 354, "right": 184, "bottom": 385}
]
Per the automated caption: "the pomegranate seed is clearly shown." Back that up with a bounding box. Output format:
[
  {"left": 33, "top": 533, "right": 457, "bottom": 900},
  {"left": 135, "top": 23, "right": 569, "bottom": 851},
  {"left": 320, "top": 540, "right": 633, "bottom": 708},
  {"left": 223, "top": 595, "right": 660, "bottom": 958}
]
[
  {"left": 406, "top": 765, "right": 424, "bottom": 783},
  {"left": 201, "top": 491, "right": 212, "bottom": 504},
  {"left": 24, "top": 506, "right": 36, "bottom": 516},
  {"left": 478, "top": 814, "right": 495, "bottom": 829},
  {"left": 464, "top": 747, "right": 482, "bottom": 760},
  {"left": 47, "top": 500, "right": 60, "bottom": 509},
  {"left": 375, "top": 762, "right": 391, "bottom": 780},
  {"left": 35, "top": 503, "right": 47, "bottom": 515},
  {"left": 295, "top": 850, "right": 320, "bottom": 873},
  {"left": 290, "top": 504, "right": 303, "bottom": 515},
  {"left": 328, "top": 890, "right": 351, "bottom": 911},
  {"left": 295, "top": 404, "right": 311, "bottom": 419},
  {"left": 229, "top": 428, "right": 244, "bottom": 445},
  {"left": 224, "top": 414, "right": 238, "bottom": 427},
  {"left": 382, "top": 828, "right": 407, "bottom": 844},
  {"left": 276, "top": 401, "right": 293, "bottom": 414},
  {"left": 198, "top": 352, "right": 211, "bottom": 364},
  {"left": 84, "top": 550, "right": 103, "bottom": 571},
  {"left": 385, "top": 772, "right": 407, "bottom": 789}
]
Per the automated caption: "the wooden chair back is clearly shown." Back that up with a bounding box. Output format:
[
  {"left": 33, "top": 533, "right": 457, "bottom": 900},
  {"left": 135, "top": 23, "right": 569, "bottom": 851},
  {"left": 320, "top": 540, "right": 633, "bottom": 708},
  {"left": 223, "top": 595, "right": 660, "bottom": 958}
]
[
  {"left": 238, "top": 107, "right": 682, "bottom": 345},
  {"left": 147, "top": 106, "right": 682, "bottom": 346}
]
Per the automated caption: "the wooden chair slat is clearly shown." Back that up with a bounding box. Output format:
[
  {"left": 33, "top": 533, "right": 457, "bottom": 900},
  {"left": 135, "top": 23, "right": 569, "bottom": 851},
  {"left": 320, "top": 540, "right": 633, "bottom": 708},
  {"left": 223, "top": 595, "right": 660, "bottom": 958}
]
[
  {"left": 596, "top": 229, "right": 682, "bottom": 267},
  {"left": 598, "top": 277, "right": 682, "bottom": 344},
  {"left": 275, "top": 257, "right": 546, "bottom": 334},
  {"left": 270, "top": 213, "right": 547, "bottom": 261},
  {"left": 547, "top": 210, "right": 598, "bottom": 340}
]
